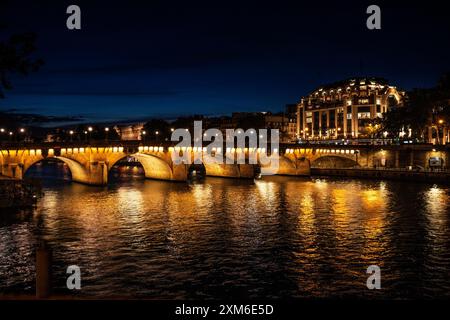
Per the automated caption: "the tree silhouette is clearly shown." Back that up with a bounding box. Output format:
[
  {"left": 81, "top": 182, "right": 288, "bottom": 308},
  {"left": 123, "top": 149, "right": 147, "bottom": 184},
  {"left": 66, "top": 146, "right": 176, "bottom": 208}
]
[
  {"left": 143, "top": 119, "right": 171, "bottom": 141},
  {"left": 382, "top": 73, "right": 450, "bottom": 141},
  {"left": 0, "top": 31, "right": 44, "bottom": 98}
]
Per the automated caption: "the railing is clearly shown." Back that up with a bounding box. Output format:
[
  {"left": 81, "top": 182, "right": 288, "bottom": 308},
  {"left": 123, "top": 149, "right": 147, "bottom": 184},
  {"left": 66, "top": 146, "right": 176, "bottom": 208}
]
[
  {"left": 310, "top": 166, "right": 450, "bottom": 174},
  {"left": 1, "top": 140, "right": 448, "bottom": 154}
]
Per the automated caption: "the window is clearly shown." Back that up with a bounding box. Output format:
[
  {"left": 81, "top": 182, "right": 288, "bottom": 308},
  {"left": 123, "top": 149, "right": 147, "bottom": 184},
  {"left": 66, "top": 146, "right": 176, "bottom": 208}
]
[
  {"left": 358, "top": 98, "right": 369, "bottom": 104},
  {"left": 358, "top": 112, "right": 371, "bottom": 119}
]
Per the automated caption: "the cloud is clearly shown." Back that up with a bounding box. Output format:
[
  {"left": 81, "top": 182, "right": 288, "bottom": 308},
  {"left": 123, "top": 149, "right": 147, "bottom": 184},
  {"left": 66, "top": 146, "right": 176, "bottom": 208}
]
[{"left": 9, "top": 88, "right": 179, "bottom": 97}]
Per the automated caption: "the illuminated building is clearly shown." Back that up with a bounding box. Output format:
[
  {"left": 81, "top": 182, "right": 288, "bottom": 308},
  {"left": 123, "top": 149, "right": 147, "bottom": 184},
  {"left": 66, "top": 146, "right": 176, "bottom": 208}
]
[{"left": 296, "top": 77, "right": 406, "bottom": 139}]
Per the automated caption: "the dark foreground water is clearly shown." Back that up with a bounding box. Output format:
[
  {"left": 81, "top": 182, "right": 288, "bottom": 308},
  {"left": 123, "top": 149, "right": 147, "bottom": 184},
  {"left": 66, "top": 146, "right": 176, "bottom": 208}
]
[{"left": 1, "top": 162, "right": 449, "bottom": 299}]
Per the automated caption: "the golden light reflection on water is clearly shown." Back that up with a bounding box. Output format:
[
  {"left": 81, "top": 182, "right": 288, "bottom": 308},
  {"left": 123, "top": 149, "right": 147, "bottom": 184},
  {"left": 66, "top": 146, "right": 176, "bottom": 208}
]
[
  {"left": 424, "top": 186, "right": 448, "bottom": 216},
  {"left": 255, "top": 180, "right": 279, "bottom": 211},
  {"left": 298, "top": 190, "right": 315, "bottom": 231},
  {"left": 330, "top": 188, "right": 352, "bottom": 232},
  {"left": 3, "top": 169, "right": 450, "bottom": 298},
  {"left": 360, "top": 188, "right": 387, "bottom": 238},
  {"left": 424, "top": 186, "right": 450, "bottom": 251}
]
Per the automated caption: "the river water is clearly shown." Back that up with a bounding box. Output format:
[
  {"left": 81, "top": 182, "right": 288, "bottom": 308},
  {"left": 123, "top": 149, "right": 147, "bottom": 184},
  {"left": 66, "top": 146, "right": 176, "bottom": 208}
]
[{"left": 0, "top": 162, "right": 449, "bottom": 299}]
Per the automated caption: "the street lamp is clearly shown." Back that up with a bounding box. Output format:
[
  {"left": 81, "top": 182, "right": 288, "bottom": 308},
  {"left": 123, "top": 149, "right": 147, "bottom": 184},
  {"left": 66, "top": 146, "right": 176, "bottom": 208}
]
[
  {"left": 436, "top": 119, "right": 446, "bottom": 145},
  {"left": 142, "top": 130, "right": 146, "bottom": 142},
  {"left": 105, "top": 127, "right": 110, "bottom": 142},
  {"left": 19, "top": 128, "right": 25, "bottom": 142},
  {"left": 88, "top": 127, "right": 93, "bottom": 142},
  {"left": 84, "top": 130, "right": 88, "bottom": 142},
  {"left": 69, "top": 130, "right": 74, "bottom": 142}
]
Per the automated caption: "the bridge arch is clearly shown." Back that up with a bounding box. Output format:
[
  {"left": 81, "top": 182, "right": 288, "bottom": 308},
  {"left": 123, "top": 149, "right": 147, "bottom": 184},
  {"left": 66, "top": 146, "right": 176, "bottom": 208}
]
[
  {"left": 23, "top": 156, "right": 92, "bottom": 184},
  {"left": 131, "top": 153, "right": 176, "bottom": 181}
]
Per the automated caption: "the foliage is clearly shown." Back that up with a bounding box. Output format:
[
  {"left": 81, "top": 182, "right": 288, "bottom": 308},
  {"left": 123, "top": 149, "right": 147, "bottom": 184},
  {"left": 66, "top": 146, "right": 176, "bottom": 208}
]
[
  {"left": 0, "top": 32, "right": 44, "bottom": 98},
  {"left": 382, "top": 73, "right": 450, "bottom": 141}
]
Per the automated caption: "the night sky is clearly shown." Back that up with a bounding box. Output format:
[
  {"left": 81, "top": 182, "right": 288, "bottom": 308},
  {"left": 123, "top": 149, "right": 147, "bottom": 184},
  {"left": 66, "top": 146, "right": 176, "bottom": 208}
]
[{"left": 1, "top": 0, "right": 450, "bottom": 124}]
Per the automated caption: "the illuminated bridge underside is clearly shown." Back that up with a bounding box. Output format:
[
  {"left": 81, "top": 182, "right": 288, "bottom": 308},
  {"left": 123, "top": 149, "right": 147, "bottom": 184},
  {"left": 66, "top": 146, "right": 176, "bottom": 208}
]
[{"left": 0, "top": 145, "right": 362, "bottom": 185}]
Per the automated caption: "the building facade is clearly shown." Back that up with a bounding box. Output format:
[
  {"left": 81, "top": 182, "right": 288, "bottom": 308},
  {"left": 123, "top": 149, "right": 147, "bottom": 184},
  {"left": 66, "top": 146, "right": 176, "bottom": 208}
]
[
  {"left": 229, "top": 112, "right": 297, "bottom": 142},
  {"left": 114, "top": 123, "right": 145, "bottom": 140},
  {"left": 297, "top": 78, "right": 406, "bottom": 140}
]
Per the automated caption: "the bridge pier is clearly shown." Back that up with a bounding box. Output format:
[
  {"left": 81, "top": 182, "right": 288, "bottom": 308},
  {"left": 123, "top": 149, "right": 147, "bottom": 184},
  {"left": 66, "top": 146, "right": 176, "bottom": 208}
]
[
  {"left": 1, "top": 163, "right": 24, "bottom": 180},
  {"left": 203, "top": 162, "right": 256, "bottom": 179},
  {"left": 276, "top": 154, "right": 311, "bottom": 176}
]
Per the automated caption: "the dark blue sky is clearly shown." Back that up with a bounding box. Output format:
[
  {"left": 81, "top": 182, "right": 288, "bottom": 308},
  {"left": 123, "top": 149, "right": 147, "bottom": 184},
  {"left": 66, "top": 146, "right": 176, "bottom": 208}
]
[{"left": 1, "top": 0, "right": 450, "bottom": 124}]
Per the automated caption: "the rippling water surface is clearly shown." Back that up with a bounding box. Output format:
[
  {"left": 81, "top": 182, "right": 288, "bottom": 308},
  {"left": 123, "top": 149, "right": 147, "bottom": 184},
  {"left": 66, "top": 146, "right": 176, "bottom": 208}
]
[{"left": 1, "top": 163, "right": 449, "bottom": 299}]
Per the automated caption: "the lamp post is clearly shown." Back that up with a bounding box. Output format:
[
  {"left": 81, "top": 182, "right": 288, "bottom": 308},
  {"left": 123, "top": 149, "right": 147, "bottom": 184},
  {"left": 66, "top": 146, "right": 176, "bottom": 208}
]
[
  {"left": 438, "top": 119, "right": 446, "bottom": 145},
  {"left": 88, "top": 127, "right": 93, "bottom": 142},
  {"left": 84, "top": 131, "right": 88, "bottom": 142},
  {"left": 105, "top": 127, "right": 109, "bottom": 142},
  {"left": 383, "top": 131, "right": 388, "bottom": 145},
  {"left": 155, "top": 130, "right": 159, "bottom": 142},
  {"left": 69, "top": 130, "right": 74, "bottom": 142},
  {"left": 142, "top": 130, "right": 146, "bottom": 143},
  {"left": 19, "top": 128, "right": 25, "bottom": 142}
]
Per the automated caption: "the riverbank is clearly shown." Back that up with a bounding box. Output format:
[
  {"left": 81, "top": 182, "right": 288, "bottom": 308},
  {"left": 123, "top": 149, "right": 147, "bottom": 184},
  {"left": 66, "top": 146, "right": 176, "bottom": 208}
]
[
  {"left": 311, "top": 167, "right": 450, "bottom": 184},
  {"left": 0, "top": 178, "right": 40, "bottom": 209}
]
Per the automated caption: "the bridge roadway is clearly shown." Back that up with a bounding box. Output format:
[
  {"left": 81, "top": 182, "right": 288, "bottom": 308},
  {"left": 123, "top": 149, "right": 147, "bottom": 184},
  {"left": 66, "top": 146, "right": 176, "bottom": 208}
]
[{"left": 0, "top": 141, "right": 445, "bottom": 185}]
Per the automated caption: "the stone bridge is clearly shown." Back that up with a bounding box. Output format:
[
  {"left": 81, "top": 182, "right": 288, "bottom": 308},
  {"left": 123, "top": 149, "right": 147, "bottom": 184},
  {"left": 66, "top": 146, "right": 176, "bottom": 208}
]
[{"left": 2, "top": 141, "right": 422, "bottom": 185}]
